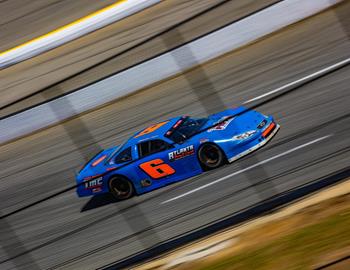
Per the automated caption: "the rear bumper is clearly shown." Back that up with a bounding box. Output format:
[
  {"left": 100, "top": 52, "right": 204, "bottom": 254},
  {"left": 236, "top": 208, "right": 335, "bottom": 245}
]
[{"left": 228, "top": 123, "right": 280, "bottom": 163}]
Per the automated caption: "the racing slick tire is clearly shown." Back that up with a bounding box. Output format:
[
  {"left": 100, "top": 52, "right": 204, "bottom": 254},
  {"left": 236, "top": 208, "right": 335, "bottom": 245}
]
[
  {"left": 198, "top": 143, "right": 226, "bottom": 170},
  {"left": 109, "top": 176, "right": 134, "bottom": 200}
]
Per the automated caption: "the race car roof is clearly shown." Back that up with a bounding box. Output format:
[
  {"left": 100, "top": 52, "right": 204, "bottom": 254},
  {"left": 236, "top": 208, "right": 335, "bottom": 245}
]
[{"left": 123, "top": 116, "right": 182, "bottom": 147}]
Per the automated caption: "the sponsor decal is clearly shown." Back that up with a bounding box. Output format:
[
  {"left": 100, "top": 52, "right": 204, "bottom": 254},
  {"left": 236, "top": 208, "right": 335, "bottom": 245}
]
[
  {"left": 173, "top": 119, "right": 183, "bottom": 129},
  {"left": 141, "top": 179, "right": 152, "bottom": 187},
  {"left": 92, "top": 155, "right": 107, "bottom": 167},
  {"left": 208, "top": 116, "right": 234, "bottom": 132},
  {"left": 257, "top": 119, "right": 267, "bottom": 129},
  {"left": 232, "top": 130, "right": 256, "bottom": 140},
  {"left": 84, "top": 177, "right": 103, "bottom": 189},
  {"left": 168, "top": 145, "right": 195, "bottom": 161},
  {"left": 165, "top": 117, "right": 186, "bottom": 137},
  {"left": 92, "top": 187, "right": 102, "bottom": 193}
]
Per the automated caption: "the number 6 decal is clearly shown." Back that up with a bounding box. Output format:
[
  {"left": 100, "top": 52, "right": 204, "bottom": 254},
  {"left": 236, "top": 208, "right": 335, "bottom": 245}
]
[{"left": 139, "top": 159, "right": 175, "bottom": 179}]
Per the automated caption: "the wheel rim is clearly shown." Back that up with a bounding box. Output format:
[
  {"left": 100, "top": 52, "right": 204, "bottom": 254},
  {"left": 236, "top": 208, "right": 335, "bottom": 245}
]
[
  {"left": 199, "top": 144, "right": 222, "bottom": 168},
  {"left": 110, "top": 178, "right": 132, "bottom": 199}
]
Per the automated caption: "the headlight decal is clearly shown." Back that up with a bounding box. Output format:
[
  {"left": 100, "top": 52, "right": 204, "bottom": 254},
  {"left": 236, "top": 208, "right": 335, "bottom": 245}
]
[{"left": 232, "top": 130, "right": 257, "bottom": 140}]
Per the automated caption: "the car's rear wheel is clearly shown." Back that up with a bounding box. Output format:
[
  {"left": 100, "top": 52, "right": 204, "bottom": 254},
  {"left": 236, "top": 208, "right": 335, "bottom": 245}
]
[
  {"left": 109, "top": 176, "right": 134, "bottom": 200},
  {"left": 198, "top": 143, "right": 225, "bottom": 170}
]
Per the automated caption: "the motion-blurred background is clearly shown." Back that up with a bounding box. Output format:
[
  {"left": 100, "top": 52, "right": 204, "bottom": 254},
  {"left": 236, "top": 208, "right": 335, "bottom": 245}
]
[{"left": 0, "top": 1, "right": 349, "bottom": 269}]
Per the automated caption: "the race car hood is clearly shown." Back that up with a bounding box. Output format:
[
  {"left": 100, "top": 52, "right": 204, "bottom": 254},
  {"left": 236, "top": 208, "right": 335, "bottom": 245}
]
[
  {"left": 204, "top": 106, "right": 267, "bottom": 137},
  {"left": 76, "top": 145, "right": 119, "bottom": 182}
]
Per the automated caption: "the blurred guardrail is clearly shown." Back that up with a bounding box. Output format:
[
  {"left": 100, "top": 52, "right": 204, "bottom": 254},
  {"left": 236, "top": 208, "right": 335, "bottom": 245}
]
[
  {"left": 0, "top": 0, "right": 161, "bottom": 68},
  {"left": 0, "top": 0, "right": 342, "bottom": 144}
]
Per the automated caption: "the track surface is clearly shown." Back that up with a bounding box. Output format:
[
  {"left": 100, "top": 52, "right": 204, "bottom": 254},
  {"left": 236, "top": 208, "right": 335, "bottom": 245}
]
[
  {"left": 0, "top": 0, "right": 277, "bottom": 115},
  {"left": 1, "top": 2, "right": 350, "bottom": 270},
  {"left": 0, "top": 0, "right": 117, "bottom": 52}
]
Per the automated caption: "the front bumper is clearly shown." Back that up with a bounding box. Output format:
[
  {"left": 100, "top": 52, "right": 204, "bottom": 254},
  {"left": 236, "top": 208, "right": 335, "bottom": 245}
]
[{"left": 228, "top": 122, "right": 280, "bottom": 163}]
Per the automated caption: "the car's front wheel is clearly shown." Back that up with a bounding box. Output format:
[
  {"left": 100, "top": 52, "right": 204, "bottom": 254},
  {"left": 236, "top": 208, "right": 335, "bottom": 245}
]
[
  {"left": 198, "top": 143, "right": 226, "bottom": 170},
  {"left": 109, "top": 176, "right": 134, "bottom": 200}
]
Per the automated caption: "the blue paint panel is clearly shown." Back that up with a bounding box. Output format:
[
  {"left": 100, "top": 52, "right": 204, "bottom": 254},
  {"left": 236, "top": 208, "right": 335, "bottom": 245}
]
[{"left": 76, "top": 107, "right": 279, "bottom": 197}]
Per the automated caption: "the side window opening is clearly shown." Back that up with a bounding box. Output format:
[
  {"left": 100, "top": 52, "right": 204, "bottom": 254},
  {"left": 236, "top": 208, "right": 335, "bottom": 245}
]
[
  {"left": 114, "top": 147, "right": 132, "bottom": 164},
  {"left": 150, "top": 139, "right": 171, "bottom": 152},
  {"left": 138, "top": 139, "right": 171, "bottom": 158},
  {"left": 138, "top": 141, "right": 150, "bottom": 158}
]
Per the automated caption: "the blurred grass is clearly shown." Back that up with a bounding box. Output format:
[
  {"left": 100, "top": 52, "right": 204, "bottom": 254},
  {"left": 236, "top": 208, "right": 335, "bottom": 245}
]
[{"left": 194, "top": 199, "right": 350, "bottom": 270}]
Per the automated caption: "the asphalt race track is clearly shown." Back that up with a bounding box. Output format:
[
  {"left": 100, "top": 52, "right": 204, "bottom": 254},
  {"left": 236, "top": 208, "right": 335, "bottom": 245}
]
[
  {"left": 0, "top": 0, "right": 118, "bottom": 52},
  {"left": 0, "top": 0, "right": 277, "bottom": 115},
  {"left": 1, "top": 1, "right": 350, "bottom": 270}
]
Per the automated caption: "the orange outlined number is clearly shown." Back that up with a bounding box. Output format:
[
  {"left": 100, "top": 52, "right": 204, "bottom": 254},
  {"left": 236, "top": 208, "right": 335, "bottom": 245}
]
[
  {"left": 134, "top": 121, "right": 169, "bottom": 138},
  {"left": 139, "top": 159, "right": 175, "bottom": 179}
]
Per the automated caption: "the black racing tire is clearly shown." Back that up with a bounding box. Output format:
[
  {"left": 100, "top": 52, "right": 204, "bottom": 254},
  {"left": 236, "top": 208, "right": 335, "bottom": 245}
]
[
  {"left": 198, "top": 143, "right": 226, "bottom": 170},
  {"left": 109, "top": 176, "right": 134, "bottom": 200}
]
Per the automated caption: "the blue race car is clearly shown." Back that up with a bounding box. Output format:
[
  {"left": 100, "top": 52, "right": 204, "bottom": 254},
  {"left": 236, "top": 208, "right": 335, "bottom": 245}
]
[{"left": 76, "top": 107, "right": 279, "bottom": 200}]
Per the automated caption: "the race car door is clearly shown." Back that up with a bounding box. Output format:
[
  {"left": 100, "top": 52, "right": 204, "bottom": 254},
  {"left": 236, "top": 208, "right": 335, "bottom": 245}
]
[{"left": 135, "top": 139, "right": 201, "bottom": 187}]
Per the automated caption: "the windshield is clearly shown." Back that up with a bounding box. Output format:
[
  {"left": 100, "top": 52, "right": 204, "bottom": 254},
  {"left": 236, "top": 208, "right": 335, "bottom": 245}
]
[
  {"left": 168, "top": 117, "right": 208, "bottom": 143},
  {"left": 106, "top": 139, "right": 128, "bottom": 163}
]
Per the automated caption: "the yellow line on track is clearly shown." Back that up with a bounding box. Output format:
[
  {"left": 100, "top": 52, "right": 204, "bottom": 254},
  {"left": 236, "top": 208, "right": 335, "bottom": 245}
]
[{"left": 0, "top": 0, "right": 127, "bottom": 56}]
